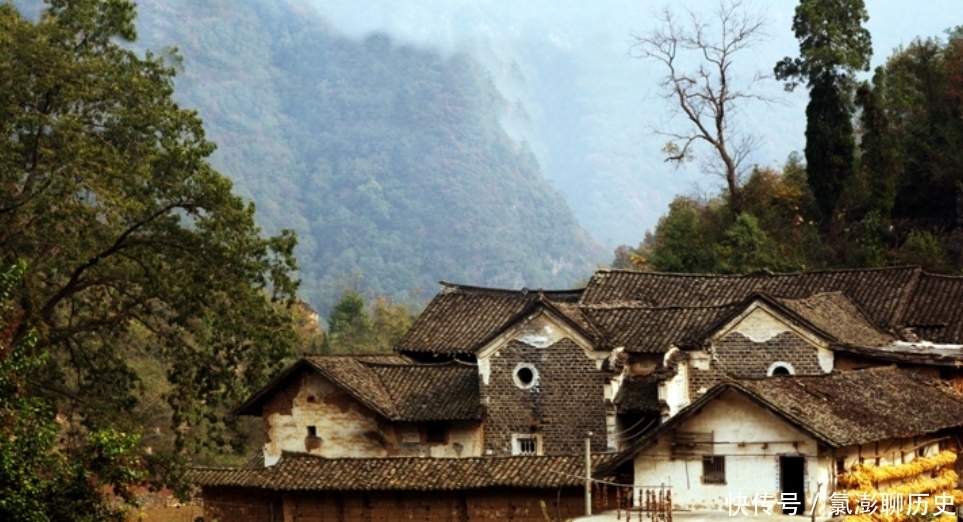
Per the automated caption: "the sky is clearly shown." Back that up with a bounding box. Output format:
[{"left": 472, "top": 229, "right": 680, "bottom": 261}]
[{"left": 303, "top": 0, "right": 962, "bottom": 246}]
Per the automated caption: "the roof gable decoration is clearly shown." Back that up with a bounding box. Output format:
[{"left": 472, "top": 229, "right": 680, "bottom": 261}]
[
  {"left": 706, "top": 295, "right": 832, "bottom": 347},
  {"left": 394, "top": 282, "right": 585, "bottom": 355},
  {"left": 475, "top": 305, "right": 606, "bottom": 385},
  {"left": 702, "top": 295, "right": 836, "bottom": 374}
]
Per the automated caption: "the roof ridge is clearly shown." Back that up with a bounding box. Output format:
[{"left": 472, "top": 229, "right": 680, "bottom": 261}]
[
  {"left": 581, "top": 302, "right": 743, "bottom": 311},
  {"left": 592, "top": 265, "right": 924, "bottom": 278},
  {"left": 439, "top": 280, "right": 583, "bottom": 297}
]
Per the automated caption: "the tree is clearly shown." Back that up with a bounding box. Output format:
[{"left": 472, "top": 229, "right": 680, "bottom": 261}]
[
  {"left": 774, "top": 0, "right": 872, "bottom": 224},
  {"left": 0, "top": 0, "right": 299, "bottom": 492},
  {"left": 0, "top": 261, "right": 146, "bottom": 522},
  {"left": 632, "top": 0, "right": 772, "bottom": 215},
  {"left": 854, "top": 71, "right": 898, "bottom": 221},
  {"left": 322, "top": 290, "right": 415, "bottom": 354}
]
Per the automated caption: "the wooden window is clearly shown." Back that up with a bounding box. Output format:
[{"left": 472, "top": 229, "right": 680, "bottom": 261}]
[
  {"left": 513, "top": 435, "right": 539, "bottom": 455},
  {"left": 307, "top": 426, "right": 317, "bottom": 437},
  {"left": 702, "top": 455, "right": 726, "bottom": 484}
]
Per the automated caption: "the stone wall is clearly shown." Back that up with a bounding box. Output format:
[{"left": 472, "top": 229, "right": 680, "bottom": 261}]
[{"left": 481, "top": 338, "right": 607, "bottom": 456}]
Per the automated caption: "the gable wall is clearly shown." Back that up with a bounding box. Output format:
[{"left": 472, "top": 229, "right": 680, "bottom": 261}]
[
  {"left": 263, "top": 371, "right": 482, "bottom": 465},
  {"left": 481, "top": 337, "right": 608, "bottom": 456},
  {"left": 687, "top": 307, "right": 833, "bottom": 400},
  {"left": 635, "top": 390, "right": 821, "bottom": 512}
]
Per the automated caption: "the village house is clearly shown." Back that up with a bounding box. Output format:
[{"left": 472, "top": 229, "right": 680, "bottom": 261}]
[
  {"left": 189, "top": 266, "right": 963, "bottom": 521},
  {"left": 594, "top": 366, "right": 963, "bottom": 515}
]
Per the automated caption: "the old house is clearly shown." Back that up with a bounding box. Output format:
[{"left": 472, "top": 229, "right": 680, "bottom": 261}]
[
  {"left": 189, "top": 266, "right": 963, "bottom": 520},
  {"left": 595, "top": 366, "right": 963, "bottom": 515}
]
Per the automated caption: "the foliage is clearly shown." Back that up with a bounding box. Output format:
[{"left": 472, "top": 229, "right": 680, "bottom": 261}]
[
  {"left": 0, "top": 262, "right": 147, "bottom": 522},
  {"left": 896, "top": 230, "right": 951, "bottom": 273},
  {"left": 321, "top": 290, "right": 416, "bottom": 354},
  {"left": 622, "top": 157, "right": 828, "bottom": 274},
  {"left": 646, "top": 196, "right": 728, "bottom": 273},
  {"left": 854, "top": 73, "right": 898, "bottom": 221},
  {"left": 1, "top": 0, "right": 300, "bottom": 492},
  {"left": 717, "top": 213, "right": 787, "bottom": 273},
  {"left": 631, "top": 0, "right": 772, "bottom": 215},
  {"left": 775, "top": 0, "right": 872, "bottom": 225},
  {"left": 881, "top": 32, "right": 963, "bottom": 224}
]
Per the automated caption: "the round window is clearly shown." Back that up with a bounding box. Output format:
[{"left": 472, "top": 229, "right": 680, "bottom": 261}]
[
  {"left": 767, "top": 361, "right": 796, "bottom": 377},
  {"left": 513, "top": 363, "right": 539, "bottom": 390}
]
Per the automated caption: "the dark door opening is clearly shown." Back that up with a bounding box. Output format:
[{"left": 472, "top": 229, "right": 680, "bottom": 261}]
[{"left": 780, "top": 456, "right": 805, "bottom": 515}]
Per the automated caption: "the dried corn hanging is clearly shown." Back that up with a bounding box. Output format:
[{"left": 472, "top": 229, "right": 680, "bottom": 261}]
[{"left": 838, "top": 450, "right": 957, "bottom": 488}]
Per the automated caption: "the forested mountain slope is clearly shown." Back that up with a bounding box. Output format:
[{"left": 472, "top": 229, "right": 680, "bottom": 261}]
[{"left": 130, "top": 0, "right": 603, "bottom": 309}]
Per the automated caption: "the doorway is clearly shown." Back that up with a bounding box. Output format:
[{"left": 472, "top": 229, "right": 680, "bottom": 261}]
[{"left": 780, "top": 456, "right": 805, "bottom": 515}]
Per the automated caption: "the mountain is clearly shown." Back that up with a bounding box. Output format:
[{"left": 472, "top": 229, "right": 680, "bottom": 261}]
[{"left": 130, "top": 0, "right": 604, "bottom": 309}]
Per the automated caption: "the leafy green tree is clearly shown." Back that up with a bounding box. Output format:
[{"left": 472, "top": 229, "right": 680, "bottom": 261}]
[
  {"left": 324, "top": 290, "right": 375, "bottom": 353},
  {"left": 775, "top": 0, "right": 872, "bottom": 224},
  {"left": 322, "top": 291, "right": 416, "bottom": 354},
  {"left": 648, "top": 196, "right": 727, "bottom": 273},
  {"left": 882, "top": 34, "right": 963, "bottom": 223},
  {"left": 1, "top": 0, "right": 299, "bottom": 489},
  {"left": 854, "top": 72, "right": 898, "bottom": 220},
  {"left": 0, "top": 262, "right": 145, "bottom": 522},
  {"left": 716, "top": 213, "right": 784, "bottom": 273}
]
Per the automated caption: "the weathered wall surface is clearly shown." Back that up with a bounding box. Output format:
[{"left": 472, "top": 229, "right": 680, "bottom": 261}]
[
  {"left": 283, "top": 488, "right": 584, "bottom": 522},
  {"left": 202, "top": 487, "right": 585, "bottom": 522},
  {"left": 635, "top": 390, "right": 820, "bottom": 513},
  {"left": 481, "top": 338, "right": 608, "bottom": 456},
  {"left": 202, "top": 486, "right": 280, "bottom": 522},
  {"left": 263, "top": 370, "right": 483, "bottom": 465}
]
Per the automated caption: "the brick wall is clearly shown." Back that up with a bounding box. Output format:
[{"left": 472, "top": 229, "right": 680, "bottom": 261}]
[
  {"left": 689, "top": 331, "right": 823, "bottom": 398},
  {"left": 202, "top": 487, "right": 585, "bottom": 522},
  {"left": 481, "top": 338, "right": 607, "bottom": 456}
]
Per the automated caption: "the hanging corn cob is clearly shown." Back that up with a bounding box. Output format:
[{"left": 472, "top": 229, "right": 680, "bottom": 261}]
[
  {"left": 838, "top": 450, "right": 957, "bottom": 488},
  {"left": 839, "top": 450, "right": 962, "bottom": 522}
]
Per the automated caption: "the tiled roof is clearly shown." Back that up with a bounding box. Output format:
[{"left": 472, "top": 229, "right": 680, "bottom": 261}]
[
  {"left": 188, "top": 453, "right": 602, "bottom": 491},
  {"left": 235, "top": 355, "right": 482, "bottom": 422},
  {"left": 580, "top": 267, "right": 921, "bottom": 329},
  {"left": 367, "top": 362, "right": 484, "bottom": 421},
  {"left": 901, "top": 273, "right": 963, "bottom": 343},
  {"left": 734, "top": 367, "right": 963, "bottom": 447},
  {"left": 613, "top": 375, "right": 661, "bottom": 413},
  {"left": 395, "top": 282, "right": 585, "bottom": 354},
  {"left": 597, "top": 367, "right": 963, "bottom": 477},
  {"left": 582, "top": 304, "right": 740, "bottom": 352},
  {"left": 772, "top": 292, "right": 895, "bottom": 346},
  {"left": 834, "top": 342, "right": 963, "bottom": 367}
]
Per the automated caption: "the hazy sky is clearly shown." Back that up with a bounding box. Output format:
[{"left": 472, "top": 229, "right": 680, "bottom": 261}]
[{"left": 304, "top": 0, "right": 961, "bottom": 245}]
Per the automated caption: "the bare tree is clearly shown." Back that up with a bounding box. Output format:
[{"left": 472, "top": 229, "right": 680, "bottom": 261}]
[{"left": 633, "top": 0, "right": 773, "bottom": 215}]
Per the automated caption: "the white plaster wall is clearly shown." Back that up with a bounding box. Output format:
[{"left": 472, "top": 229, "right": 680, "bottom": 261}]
[
  {"left": 635, "top": 390, "right": 820, "bottom": 512},
  {"left": 662, "top": 360, "right": 689, "bottom": 416},
  {"left": 727, "top": 307, "right": 794, "bottom": 342},
  {"left": 514, "top": 315, "right": 568, "bottom": 348},
  {"left": 263, "top": 372, "right": 483, "bottom": 465}
]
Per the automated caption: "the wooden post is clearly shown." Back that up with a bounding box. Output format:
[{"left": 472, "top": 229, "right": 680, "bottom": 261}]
[{"left": 585, "top": 433, "right": 593, "bottom": 517}]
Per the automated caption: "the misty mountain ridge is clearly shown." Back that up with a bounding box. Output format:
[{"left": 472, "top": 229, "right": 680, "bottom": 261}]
[{"left": 129, "top": 0, "right": 605, "bottom": 310}]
